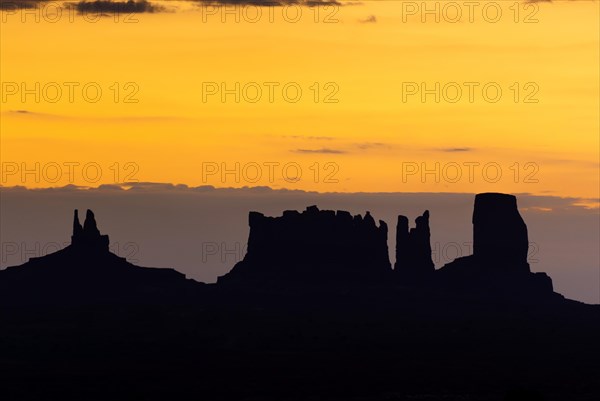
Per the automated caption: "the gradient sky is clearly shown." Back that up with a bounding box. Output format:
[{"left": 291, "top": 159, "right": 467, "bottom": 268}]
[{"left": 1, "top": 0, "right": 598, "bottom": 203}]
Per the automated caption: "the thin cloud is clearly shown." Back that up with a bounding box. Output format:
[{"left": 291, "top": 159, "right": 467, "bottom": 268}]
[
  {"left": 0, "top": 0, "right": 343, "bottom": 12},
  {"left": 355, "top": 142, "right": 390, "bottom": 150},
  {"left": 437, "top": 147, "right": 475, "bottom": 153},
  {"left": 292, "top": 148, "right": 347, "bottom": 154},
  {"left": 2, "top": 110, "right": 182, "bottom": 124},
  {"left": 1, "top": 183, "right": 597, "bottom": 212},
  {"left": 359, "top": 15, "right": 376, "bottom": 23},
  {"left": 195, "top": 0, "right": 340, "bottom": 5},
  {"left": 120, "top": 182, "right": 191, "bottom": 191},
  {"left": 3, "top": 110, "right": 62, "bottom": 119},
  {"left": 75, "top": 0, "right": 163, "bottom": 14},
  {"left": 0, "top": 1, "right": 40, "bottom": 9},
  {"left": 291, "top": 142, "right": 393, "bottom": 154}
]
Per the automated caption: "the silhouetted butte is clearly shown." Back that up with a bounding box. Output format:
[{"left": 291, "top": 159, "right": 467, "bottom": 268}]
[{"left": 0, "top": 209, "right": 197, "bottom": 305}]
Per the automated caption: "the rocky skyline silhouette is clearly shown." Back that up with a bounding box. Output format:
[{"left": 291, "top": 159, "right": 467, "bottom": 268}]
[
  {"left": 1, "top": 192, "right": 599, "bottom": 401},
  {"left": 2, "top": 186, "right": 597, "bottom": 303},
  {"left": 0, "top": 192, "right": 562, "bottom": 302}
]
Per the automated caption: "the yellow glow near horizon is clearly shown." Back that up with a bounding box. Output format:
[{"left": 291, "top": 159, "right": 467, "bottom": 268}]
[{"left": 0, "top": 1, "right": 598, "bottom": 201}]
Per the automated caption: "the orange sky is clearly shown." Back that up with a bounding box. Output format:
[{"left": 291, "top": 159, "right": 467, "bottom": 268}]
[{"left": 1, "top": 0, "right": 598, "bottom": 203}]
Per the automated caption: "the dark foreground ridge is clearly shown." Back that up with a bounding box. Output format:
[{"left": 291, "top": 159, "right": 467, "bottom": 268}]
[{"left": 1, "top": 193, "right": 598, "bottom": 401}]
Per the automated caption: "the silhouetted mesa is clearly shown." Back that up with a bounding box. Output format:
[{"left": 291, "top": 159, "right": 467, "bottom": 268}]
[
  {"left": 0, "top": 209, "right": 197, "bottom": 305},
  {"left": 439, "top": 193, "right": 554, "bottom": 297},
  {"left": 395, "top": 210, "right": 434, "bottom": 277},
  {"left": 218, "top": 206, "right": 392, "bottom": 285}
]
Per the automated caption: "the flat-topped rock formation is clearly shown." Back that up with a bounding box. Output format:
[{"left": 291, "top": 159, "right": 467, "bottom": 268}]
[
  {"left": 395, "top": 210, "right": 435, "bottom": 277},
  {"left": 438, "top": 193, "right": 554, "bottom": 297},
  {"left": 218, "top": 205, "right": 392, "bottom": 285},
  {"left": 472, "top": 193, "right": 530, "bottom": 272},
  {"left": 0, "top": 209, "right": 197, "bottom": 305}
]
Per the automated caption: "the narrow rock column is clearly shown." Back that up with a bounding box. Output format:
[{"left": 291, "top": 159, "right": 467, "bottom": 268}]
[
  {"left": 395, "top": 211, "right": 434, "bottom": 274},
  {"left": 71, "top": 209, "right": 83, "bottom": 245}
]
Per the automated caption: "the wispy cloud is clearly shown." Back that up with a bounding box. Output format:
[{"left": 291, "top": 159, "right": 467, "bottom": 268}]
[
  {"left": 355, "top": 142, "right": 390, "bottom": 150},
  {"left": 2, "top": 109, "right": 183, "bottom": 124},
  {"left": 74, "top": 0, "right": 162, "bottom": 14},
  {"left": 195, "top": 0, "right": 340, "bottom": 5},
  {"left": 284, "top": 135, "right": 335, "bottom": 141},
  {"left": 0, "top": 0, "right": 163, "bottom": 12},
  {"left": 3, "top": 109, "right": 62, "bottom": 119},
  {"left": 437, "top": 147, "right": 475, "bottom": 153},
  {"left": 359, "top": 15, "right": 376, "bottom": 23},
  {"left": 0, "top": 1, "right": 39, "bottom": 9},
  {"left": 292, "top": 148, "right": 347, "bottom": 154},
  {"left": 288, "top": 141, "right": 394, "bottom": 154},
  {"left": 2, "top": 182, "right": 598, "bottom": 212}
]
